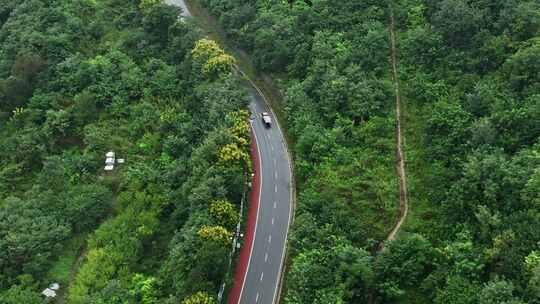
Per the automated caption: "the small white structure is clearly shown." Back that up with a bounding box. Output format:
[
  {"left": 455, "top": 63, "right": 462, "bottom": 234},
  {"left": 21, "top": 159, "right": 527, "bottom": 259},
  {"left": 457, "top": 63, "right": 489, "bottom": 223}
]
[
  {"left": 104, "top": 152, "right": 125, "bottom": 171},
  {"left": 104, "top": 151, "right": 116, "bottom": 171},
  {"left": 49, "top": 283, "right": 60, "bottom": 291},
  {"left": 42, "top": 283, "right": 59, "bottom": 298},
  {"left": 42, "top": 288, "right": 56, "bottom": 298}
]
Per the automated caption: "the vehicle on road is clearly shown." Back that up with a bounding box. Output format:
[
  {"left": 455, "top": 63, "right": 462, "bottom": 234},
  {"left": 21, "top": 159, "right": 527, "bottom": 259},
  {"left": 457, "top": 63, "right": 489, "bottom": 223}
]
[{"left": 261, "top": 112, "right": 272, "bottom": 128}]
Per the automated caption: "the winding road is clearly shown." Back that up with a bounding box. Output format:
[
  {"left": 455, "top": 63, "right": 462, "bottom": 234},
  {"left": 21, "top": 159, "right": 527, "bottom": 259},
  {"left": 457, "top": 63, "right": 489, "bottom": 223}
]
[
  {"left": 236, "top": 83, "right": 293, "bottom": 304},
  {"left": 165, "top": 0, "right": 191, "bottom": 17},
  {"left": 166, "top": 1, "right": 294, "bottom": 303}
]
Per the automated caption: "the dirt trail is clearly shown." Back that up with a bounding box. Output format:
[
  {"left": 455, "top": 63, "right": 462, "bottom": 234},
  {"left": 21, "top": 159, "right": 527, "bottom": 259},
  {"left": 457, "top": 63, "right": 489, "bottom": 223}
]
[{"left": 383, "top": 11, "right": 409, "bottom": 248}]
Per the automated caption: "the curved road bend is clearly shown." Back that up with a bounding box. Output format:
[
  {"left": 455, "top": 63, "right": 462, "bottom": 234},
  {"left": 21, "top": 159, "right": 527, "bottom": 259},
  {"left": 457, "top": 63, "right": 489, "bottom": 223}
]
[
  {"left": 165, "top": 0, "right": 191, "bottom": 17},
  {"left": 239, "top": 85, "right": 293, "bottom": 304},
  {"left": 166, "top": 1, "right": 293, "bottom": 303}
]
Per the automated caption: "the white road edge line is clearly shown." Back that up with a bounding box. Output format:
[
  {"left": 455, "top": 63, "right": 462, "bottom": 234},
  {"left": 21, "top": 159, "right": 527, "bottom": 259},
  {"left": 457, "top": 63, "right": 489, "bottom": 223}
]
[
  {"left": 238, "top": 121, "right": 264, "bottom": 303},
  {"left": 269, "top": 113, "right": 294, "bottom": 304},
  {"left": 272, "top": 149, "right": 293, "bottom": 304}
]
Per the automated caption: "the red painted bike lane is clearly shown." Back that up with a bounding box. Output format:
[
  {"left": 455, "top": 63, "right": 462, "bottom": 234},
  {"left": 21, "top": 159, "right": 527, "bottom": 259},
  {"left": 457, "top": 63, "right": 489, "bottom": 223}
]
[{"left": 228, "top": 128, "right": 261, "bottom": 304}]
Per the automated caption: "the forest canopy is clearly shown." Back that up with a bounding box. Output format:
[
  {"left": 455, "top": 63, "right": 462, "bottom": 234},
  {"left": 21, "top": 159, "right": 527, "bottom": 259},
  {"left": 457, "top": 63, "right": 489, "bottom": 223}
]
[
  {"left": 1, "top": 0, "right": 539, "bottom": 303},
  {"left": 199, "top": 0, "right": 540, "bottom": 303},
  {"left": 0, "top": 0, "right": 249, "bottom": 303}
]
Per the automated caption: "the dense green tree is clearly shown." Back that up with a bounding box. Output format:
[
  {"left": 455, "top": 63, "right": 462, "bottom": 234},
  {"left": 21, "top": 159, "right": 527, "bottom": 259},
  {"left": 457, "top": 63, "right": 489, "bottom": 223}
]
[
  {"left": 3, "top": 0, "right": 540, "bottom": 301},
  {"left": 0, "top": 0, "right": 249, "bottom": 301},
  {"left": 129, "top": 274, "right": 160, "bottom": 304},
  {"left": 209, "top": 200, "right": 239, "bottom": 229},
  {"left": 431, "top": 0, "right": 484, "bottom": 48},
  {"left": 434, "top": 276, "right": 480, "bottom": 304},
  {"left": 374, "top": 234, "right": 435, "bottom": 300},
  {"left": 478, "top": 278, "right": 525, "bottom": 304},
  {"left": 285, "top": 244, "right": 373, "bottom": 303},
  {"left": 425, "top": 99, "right": 472, "bottom": 163},
  {"left": 0, "top": 284, "right": 43, "bottom": 304},
  {"left": 182, "top": 291, "right": 217, "bottom": 304},
  {"left": 0, "top": 197, "right": 71, "bottom": 284},
  {"left": 504, "top": 40, "right": 540, "bottom": 96}
]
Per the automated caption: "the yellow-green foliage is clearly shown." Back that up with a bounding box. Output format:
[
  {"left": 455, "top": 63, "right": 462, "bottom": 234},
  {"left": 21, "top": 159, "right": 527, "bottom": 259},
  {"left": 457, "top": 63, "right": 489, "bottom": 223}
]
[
  {"left": 219, "top": 143, "right": 249, "bottom": 165},
  {"left": 191, "top": 39, "right": 235, "bottom": 77},
  {"left": 210, "top": 200, "right": 239, "bottom": 228},
  {"left": 130, "top": 274, "right": 159, "bottom": 304},
  {"left": 204, "top": 54, "right": 235, "bottom": 75},
  {"left": 197, "top": 226, "right": 232, "bottom": 246},
  {"left": 68, "top": 248, "right": 124, "bottom": 304},
  {"left": 525, "top": 251, "right": 540, "bottom": 273},
  {"left": 229, "top": 110, "right": 251, "bottom": 148},
  {"left": 218, "top": 110, "right": 251, "bottom": 169},
  {"left": 11, "top": 107, "right": 24, "bottom": 117},
  {"left": 139, "top": 0, "right": 163, "bottom": 11},
  {"left": 182, "top": 291, "right": 217, "bottom": 304},
  {"left": 69, "top": 199, "right": 161, "bottom": 303}
]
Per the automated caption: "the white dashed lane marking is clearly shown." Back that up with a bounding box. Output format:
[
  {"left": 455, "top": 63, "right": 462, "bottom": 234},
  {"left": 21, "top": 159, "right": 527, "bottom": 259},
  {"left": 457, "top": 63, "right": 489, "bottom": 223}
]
[
  {"left": 265, "top": 253, "right": 268, "bottom": 262},
  {"left": 260, "top": 272, "right": 264, "bottom": 282}
]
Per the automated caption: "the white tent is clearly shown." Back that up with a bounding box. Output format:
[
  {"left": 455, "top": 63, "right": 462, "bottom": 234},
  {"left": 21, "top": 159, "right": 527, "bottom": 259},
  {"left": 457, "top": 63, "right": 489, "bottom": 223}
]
[
  {"left": 49, "top": 283, "right": 60, "bottom": 290},
  {"left": 105, "top": 151, "right": 116, "bottom": 171},
  {"left": 42, "top": 288, "right": 56, "bottom": 298}
]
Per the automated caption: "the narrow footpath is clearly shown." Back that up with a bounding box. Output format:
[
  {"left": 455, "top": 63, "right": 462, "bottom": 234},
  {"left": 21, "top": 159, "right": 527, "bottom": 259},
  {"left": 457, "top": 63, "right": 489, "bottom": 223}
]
[{"left": 384, "top": 10, "right": 409, "bottom": 246}]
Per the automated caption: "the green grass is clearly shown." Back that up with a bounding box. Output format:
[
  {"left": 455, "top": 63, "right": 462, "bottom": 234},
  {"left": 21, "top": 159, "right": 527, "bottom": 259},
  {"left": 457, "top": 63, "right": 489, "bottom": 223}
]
[
  {"left": 399, "top": 91, "right": 443, "bottom": 241},
  {"left": 394, "top": 99, "right": 434, "bottom": 302},
  {"left": 47, "top": 233, "right": 88, "bottom": 286}
]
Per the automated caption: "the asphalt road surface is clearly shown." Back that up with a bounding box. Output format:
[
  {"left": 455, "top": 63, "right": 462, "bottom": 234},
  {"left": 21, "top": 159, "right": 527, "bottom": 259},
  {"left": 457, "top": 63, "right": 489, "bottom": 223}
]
[
  {"left": 164, "top": 0, "right": 191, "bottom": 17},
  {"left": 240, "top": 83, "right": 293, "bottom": 304},
  {"left": 166, "top": 2, "right": 293, "bottom": 303}
]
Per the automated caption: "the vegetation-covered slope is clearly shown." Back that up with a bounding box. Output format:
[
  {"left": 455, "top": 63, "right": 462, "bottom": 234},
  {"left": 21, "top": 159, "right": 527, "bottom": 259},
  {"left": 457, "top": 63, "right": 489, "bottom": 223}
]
[
  {"left": 198, "top": 0, "right": 540, "bottom": 303},
  {"left": 0, "top": 0, "right": 249, "bottom": 303}
]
